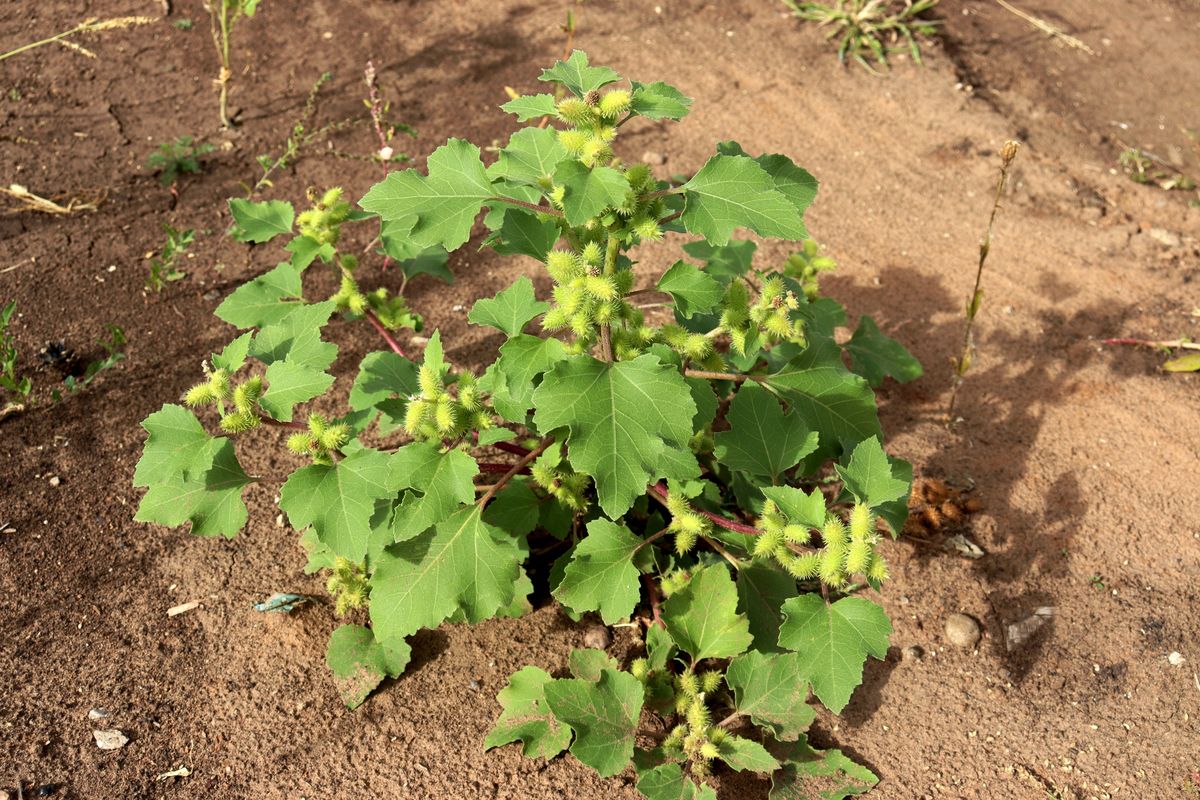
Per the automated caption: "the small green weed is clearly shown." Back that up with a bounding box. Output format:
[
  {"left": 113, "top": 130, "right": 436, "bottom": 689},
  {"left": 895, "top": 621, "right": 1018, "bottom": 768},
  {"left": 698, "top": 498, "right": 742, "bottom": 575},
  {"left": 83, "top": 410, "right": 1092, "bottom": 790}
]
[
  {"left": 146, "top": 225, "right": 195, "bottom": 292},
  {"left": 147, "top": 136, "right": 214, "bottom": 188},
  {"left": 1, "top": 301, "right": 33, "bottom": 413},
  {"left": 54, "top": 325, "right": 127, "bottom": 400},
  {"left": 783, "top": 0, "right": 940, "bottom": 71},
  {"left": 173, "top": 18, "right": 194, "bottom": 31},
  {"left": 1118, "top": 147, "right": 1197, "bottom": 194}
]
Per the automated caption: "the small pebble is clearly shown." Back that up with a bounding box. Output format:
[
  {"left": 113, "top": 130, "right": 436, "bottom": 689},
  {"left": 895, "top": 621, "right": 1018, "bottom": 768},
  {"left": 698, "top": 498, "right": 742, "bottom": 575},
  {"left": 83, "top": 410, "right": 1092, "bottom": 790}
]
[
  {"left": 901, "top": 645, "right": 924, "bottom": 662},
  {"left": 641, "top": 151, "right": 666, "bottom": 166},
  {"left": 48, "top": 476, "right": 60, "bottom": 487},
  {"left": 1168, "top": 651, "right": 1185, "bottom": 667},
  {"left": 583, "top": 625, "right": 612, "bottom": 650},
  {"left": 202, "top": 290, "right": 220, "bottom": 302},
  {"left": 93, "top": 729, "right": 129, "bottom": 750},
  {"left": 88, "top": 707, "right": 110, "bottom": 721},
  {"left": 944, "top": 613, "right": 981, "bottom": 649},
  {"left": 468, "top": 678, "right": 480, "bottom": 691}
]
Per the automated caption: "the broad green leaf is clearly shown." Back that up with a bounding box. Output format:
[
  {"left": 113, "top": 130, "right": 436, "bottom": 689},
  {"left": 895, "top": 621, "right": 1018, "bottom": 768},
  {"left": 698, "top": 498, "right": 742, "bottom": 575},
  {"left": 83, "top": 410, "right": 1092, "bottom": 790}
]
[
  {"left": 726, "top": 651, "right": 815, "bottom": 741},
  {"left": 285, "top": 234, "right": 335, "bottom": 270},
  {"left": 657, "top": 261, "right": 723, "bottom": 318},
  {"left": 681, "top": 155, "right": 808, "bottom": 246},
  {"left": 538, "top": 49, "right": 621, "bottom": 97},
  {"left": 569, "top": 648, "right": 619, "bottom": 681},
  {"left": 834, "top": 437, "right": 909, "bottom": 510},
  {"left": 875, "top": 457, "right": 912, "bottom": 537},
  {"left": 682, "top": 240, "right": 757, "bottom": 283},
  {"left": 370, "top": 506, "right": 524, "bottom": 642},
  {"left": 348, "top": 351, "right": 419, "bottom": 411},
  {"left": 467, "top": 276, "right": 550, "bottom": 337},
  {"left": 390, "top": 443, "right": 479, "bottom": 541},
  {"left": 645, "top": 622, "right": 676, "bottom": 672},
  {"left": 135, "top": 438, "right": 252, "bottom": 538},
  {"left": 736, "top": 560, "right": 796, "bottom": 653},
  {"left": 260, "top": 360, "right": 334, "bottom": 422},
  {"left": 662, "top": 564, "right": 752, "bottom": 661},
  {"left": 553, "top": 161, "right": 629, "bottom": 226},
  {"left": 770, "top": 739, "right": 879, "bottom": 800},
  {"left": 488, "top": 126, "right": 568, "bottom": 187},
  {"left": 554, "top": 518, "right": 643, "bottom": 624},
  {"left": 777, "top": 595, "right": 891, "bottom": 713},
  {"left": 1165, "top": 352, "right": 1200, "bottom": 372},
  {"left": 214, "top": 262, "right": 304, "bottom": 329},
  {"left": 228, "top": 198, "right": 293, "bottom": 243},
  {"left": 379, "top": 221, "right": 454, "bottom": 283},
  {"left": 500, "top": 93, "right": 558, "bottom": 121},
  {"left": 249, "top": 301, "right": 338, "bottom": 370},
  {"left": 478, "top": 427, "right": 517, "bottom": 446},
  {"left": 715, "top": 383, "right": 819, "bottom": 482},
  {"left": 360, "top": 138, "right": 494, "bottom": 251},
  {"left": 211, "top": 332, "right": 253, "bottom": 373},
  {"left": 764, "top": 340, "right": 881, "bottom": 465},
  {"left": 716, "top": 142, "right": 818, "bottom": 221},
  {"left": 543, "top": 668, "right": 643, "bottom": 777},
  {"left": 716, "top": 734, "right": 781, "bottom": 773},
  {"left": 630, "top": 80, "right": 693, "bottom": 120},
  {"left": 492, "top": 209, "right": 561, "bottom": 261},
  {"left": 532, "top": 354, "right": 698, "bottom": 517},
  {"left": 686, "top": 377, "right": 719, "bottom": 430},
  {"left": 636, "top": 764, "right": 717, "bottom": 800},
  {"left": 133, "top": 404, "right": 214, "bottom": 487},
  {"left": 485, "top": 665, "right": 573, "bottom": 759},
  {"left": 482, "top": 479, "right": 540, "bottom": 538},
  {"left": 845, "top": 316, "right": 923, "bottom": 386},
  {"left": 761, "top": 486, "right": 827, "bottom": 529},
  {"left": 279, "top": 448, "right": 402, "bottom": 561},
  {"left": 325, "top": 624, "right": 410, "bottom": 709}
]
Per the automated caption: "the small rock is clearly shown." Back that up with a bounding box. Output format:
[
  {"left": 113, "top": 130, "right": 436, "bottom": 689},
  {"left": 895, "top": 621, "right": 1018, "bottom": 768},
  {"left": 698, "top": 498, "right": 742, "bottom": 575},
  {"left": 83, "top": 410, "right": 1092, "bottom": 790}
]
[
  {"left": 451, "top": 304, "right": 465, "bottom": 313},
  {"left": 901, "top": 645, "right": 924, "bottom": 662},
  {"left": 48, "top": 475, "right": 60, "bottom": 487},
  {"left": 943, "top": 534, "right": 985, "bottom": 559},
  {"left": 408, "top": 335, "right": 430, "bottom": 349},
  {"left": 944, "top": 613, "right": 981, "bottom": 649},
  {"left": 468, "top": 678, "right": 480, "bottom": 691},
  {"left": 88, "top": 707, "right": 110, "bottom": 721},
  {"left": 641, "top": 150, "right": 666, "bottom": 166},
  {"left": 202, "top": 289, "right": 221, "bottom": 302},
  {"left": 1148, "top": 227, "right": 1181, "bottom": 248},
  {"left": 93, "top": 728, "right": 129, "bottom": 750},
  {"left": 1005, "top": 606, "right": 1055, "bottom": 652},
  {"left": 1168, "top": 651, "right": 1185, "bottom": 667},
  {"left": 583, "top": 625, "right": 612, "bottom": 650},
  {"left": 1, "top": 789, "right": 10, "bottom": 800}
]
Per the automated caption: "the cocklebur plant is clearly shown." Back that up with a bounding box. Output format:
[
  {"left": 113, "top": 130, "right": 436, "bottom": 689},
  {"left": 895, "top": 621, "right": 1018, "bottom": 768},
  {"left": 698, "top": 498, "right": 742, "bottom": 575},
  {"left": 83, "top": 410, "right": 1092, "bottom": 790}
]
[{"left": 132, "top": 52, "right": 923, "bottom": 798}]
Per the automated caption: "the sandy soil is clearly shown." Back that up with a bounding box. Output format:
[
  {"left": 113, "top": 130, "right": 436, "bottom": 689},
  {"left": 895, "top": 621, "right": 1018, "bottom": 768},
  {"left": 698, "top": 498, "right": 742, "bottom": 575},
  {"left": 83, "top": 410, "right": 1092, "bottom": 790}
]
[{"left": 1, "top": 1, "right": 1198, "bottom": 798}]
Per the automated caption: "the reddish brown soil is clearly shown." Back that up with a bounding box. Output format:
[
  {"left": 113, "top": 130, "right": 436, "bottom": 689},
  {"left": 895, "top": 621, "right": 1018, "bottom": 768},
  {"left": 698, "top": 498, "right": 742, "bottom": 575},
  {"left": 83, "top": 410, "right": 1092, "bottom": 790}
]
[{"left": 2, "top": 1, "right": 1199, "bottom": 798}]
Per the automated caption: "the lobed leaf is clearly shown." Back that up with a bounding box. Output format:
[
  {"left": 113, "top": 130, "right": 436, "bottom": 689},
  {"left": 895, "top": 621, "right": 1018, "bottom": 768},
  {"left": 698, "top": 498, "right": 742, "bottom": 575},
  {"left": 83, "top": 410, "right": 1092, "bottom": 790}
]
[
  {"left": 326, "top": 624, "right": 410, "bottom": 709},
  {"left": 543, "top": 668, "right": 644, "bottom": 777},
  {"left": 554, "top": 518, "right": 644, "bottom": 624},
  {"left": 467, "top": 276, "right": 550, "bottom": 338},
  {"left": 485, "top": 665, "right": 573, "bottom": 759},
  {"left": 662, "top": 564, "right": 753, "bottom": 661}
]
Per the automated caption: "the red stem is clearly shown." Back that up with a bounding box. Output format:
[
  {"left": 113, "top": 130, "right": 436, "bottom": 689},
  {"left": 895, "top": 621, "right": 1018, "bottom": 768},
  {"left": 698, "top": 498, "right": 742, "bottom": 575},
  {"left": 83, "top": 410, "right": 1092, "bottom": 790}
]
[
  {"left": 364, "top": 310, "right": 406, "bottom": 357},
  {"left": 642, "top": 573, "right": 665, "bottom": 629},
  {"left": 491, "top": 440, "right": 533, "bottom": 457},
  {"left": 648, "top": 482, "right": 759, "bottom": 535},
  {"left": 261, "top": 417, "right": 307, "bottom": 430},
  {"left": 478, "top": 462, "right": 530, "bottom": 475}
]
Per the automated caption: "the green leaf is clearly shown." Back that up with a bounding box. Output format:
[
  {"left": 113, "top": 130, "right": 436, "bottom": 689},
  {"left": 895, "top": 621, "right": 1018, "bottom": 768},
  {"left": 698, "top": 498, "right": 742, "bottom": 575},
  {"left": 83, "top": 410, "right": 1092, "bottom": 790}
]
[
  {"left": 736, "top": 560, "right": 796, "bottom": 653},
  {"left": 764, "top": 340, "right": 881, "bottom": 465},
  {"left": 360, "top": 138, "right": 494, "bottom": 251},
  {"left": 482, "top": 334, "right": 567, "bottom": 423},
  {"left": 845, "top": 316, "right": 923, "bottom": 386},
  {"left": 726, "top": 651, "right": 815, "bottom": 741},
  {"left": 279, "top": 448, "right": 402, "bottom": 561},
  {"left": 662, "top": 564, "right": 752, "bottom": 661},
  {"left": 390, "top": 443, "right": 479, "bottom": 541},
  {"left": 770, "top": 739, "right": 879, "bottom": 800},
  {"left": 715, "top": 383, "right": 819, "bottom": 482},
  {"left": 348, "top": 351, "right": 419, "bottom": 412},
  {"left": 777, "top": 595, "right": 891, "bottom": 713},
  {"left": 214, "top": 262, "right": 304, "bottom": 329},
  {"left": 379, "top": 222, "right": 454, "bottom": 283},
  {"left": 485, "top": 665, "right": 573, "bottom": 759},
  {"left": 370, "top": 505, "right": 523, "bottom": 642},
  {"left": 533, "top": 354, "right": 698, "bottom": 517},
  {"left": 657, "top": 261, "right": 723, "bottom": 318},
  {"left": 630, "top": 80, "right": 693, "bottom": 120},
  {"left": 325, "top": 624, "right": 410, "bottom": 709},
  {"left": 500, "top": 93, "right": 558, "bottom": 121},
  {"left": 834, "top": 437, "right": 909, "bottom": 510},
  {"left": 133, "top": 404, "right": 215, "bottom": 487},
  {"left": 538, "top": 50, "right": 621, "bottom": 97},
  {"left": 761, "top": 486, "right": 827, "bottom": 529},
  {"left": 554, "top": 518, "right": 644, "bottom": 624},
  {"left": 467, "top": 276, "right": 550, "bottom": 337},
  {"left": 681, "top": 240, "right": 757, "bottom": 283},
  {"left": 716, "top": 734, "right": 781, "bottom": 773},
  {"left": 681, "top": 155, "right": 808, "bottom": 246},
  {"left": 249, "top": 301, "right": 338, "bottom": 370},
  {"left": 492, "top": 209, "right": 561, "bottom": 262},
  {"left": 553, "top": 161, "right": 629, "bottom": 226},
  {"left": 543, "top": 668, "right": 643, "bottom": 777},
  {"left": 1165, "top": 352, "right": 1200, "bottom": 372},
  {"left": 488, "top": 126, "right": 568, "bottom": 187},
  {"left": 260, "top": 360, "right": 335, "bottom": 422},
  {"left": 636, "top": 764, "right": 717, "bottom": 800},
  {"left": 482, "top": 479, "right": 541, "bottom": 538},
  {"left": 135, "top": 438, "right": 252, "bottom": 538},
  {"left": 569, "top": 648, "right": 619, "bottom": 681},
  {"left": 228, "top": 198, "right": 294, "bottom": 243},
  {"left": 716, "top": 142, "right": 818, "bottom": 221},
  {"left": 875, "top": 457, "right": 912, "bottom": 537},
  {"left": 211, "top": 332, "right": 253, "bottom": 373}
]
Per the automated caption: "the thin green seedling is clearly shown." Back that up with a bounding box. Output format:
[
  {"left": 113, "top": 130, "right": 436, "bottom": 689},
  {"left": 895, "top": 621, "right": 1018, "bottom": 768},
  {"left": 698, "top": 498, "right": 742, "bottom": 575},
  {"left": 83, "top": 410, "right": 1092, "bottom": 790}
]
[
  {"left": 146, "top": 225, "right": 196, "bottom": 292},
  {"left": 147, "top": 136, "right": 214, "bottom": 194},
  {"left": 0, "top": 16, "right": 154, "bottom": 62},
  {"left": 54, "top": 325, "right": 127, "bottom": 400},
  {"left": 133, "top": 53, "right": 924, "bottom": 799},
  {"left": 1, "top": 301, "right": 33, "bottom": 416},
  {"left": 206, "top": 0, "right": 263, "bottom": 127},
  {"left": 1118, "top": 147, "right": 1197, "bottom": 194},
  {"left": 782, "top": 0, "right": 940, "bottom": 72},
  {"left": 947, "top": 140, "right": 1020, "bottom": 421}
]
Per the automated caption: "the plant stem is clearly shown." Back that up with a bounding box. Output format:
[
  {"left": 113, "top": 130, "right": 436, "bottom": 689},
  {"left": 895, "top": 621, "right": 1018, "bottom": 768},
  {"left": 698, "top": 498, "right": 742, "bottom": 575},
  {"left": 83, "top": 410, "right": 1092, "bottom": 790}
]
[
  {"left": 947, "top": 140, "right": 1020, "bottom": 421},
  {"left": 647, "top": 482, "right": 760, "bottom": 536},
  {"left": 212, "top": 2, "right": 234, "bottom": 128},
  {"left": 477, "top": 462, "right": 531, "bottom": 475},
  {"left": 642, "top": 573, "right": 665, "bottom": 628},
  {"left": 488, "top": 196, "right": 564, "bottom": 218},
  {"left": 260, "top": 416, "right": 306, "bottom": 430},
  {"left": 491, "top": 440, "right": 534, "bottom": 457},
  {"left": 683, "top": 369, "right": 760, "bottom": 383},
  {"left": 1103, "top": 337, "right": 1200, "bottom": 351},
  {"left": 478, "top": 435, "right": 554, "bottom": 508},
  {"left": 716, "top": 711, "right": 742, "bottom": 729},
  {"left": 364, "top": 309, "right": 406, "bottom": 357},
  {"left": 701, "top": 534, "right": 744, "bottom": 570}
]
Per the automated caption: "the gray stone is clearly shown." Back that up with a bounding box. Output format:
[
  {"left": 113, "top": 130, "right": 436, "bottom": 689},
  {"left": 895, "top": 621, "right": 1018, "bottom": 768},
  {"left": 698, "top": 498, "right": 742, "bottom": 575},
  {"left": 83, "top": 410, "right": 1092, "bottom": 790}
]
[{"left": 944, "top": 613, "right": 981, "bottom": 649}]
